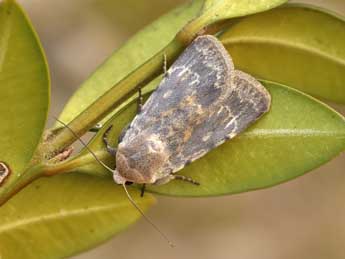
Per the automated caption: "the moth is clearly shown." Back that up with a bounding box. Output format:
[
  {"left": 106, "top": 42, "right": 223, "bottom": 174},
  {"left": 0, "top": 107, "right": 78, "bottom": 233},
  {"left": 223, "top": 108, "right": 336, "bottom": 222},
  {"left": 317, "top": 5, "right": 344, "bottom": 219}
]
[
  {"left": 103, "top": 35, "right": 271, "bottom": 187},
  {"left": 58, "top": 35, "right": 271, "bottom": 245}
]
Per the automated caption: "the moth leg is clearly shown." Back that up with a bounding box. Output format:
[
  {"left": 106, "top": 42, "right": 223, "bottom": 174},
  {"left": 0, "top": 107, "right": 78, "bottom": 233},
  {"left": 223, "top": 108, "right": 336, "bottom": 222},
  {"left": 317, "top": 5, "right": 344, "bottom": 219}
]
[
  {"left": 118, "top": 123, "right": 130, "bottom": 143},
  {"left": 137, "top": 86, "right": 143, "bottom": 113},
  {"left": 89, "top": 123, "right": 103, "bottom": 132},
  {"left": 140, "top": 184, "right": 146, "bottom": 197},
  {"left": 163, "top": 53, "right": 167, "bottom": 77},
  {"left": 173, "top": 175, "right": 200, "bottom": 185},
  {"left": 103, "top": 125, "right": 117, "bottom": 156}
]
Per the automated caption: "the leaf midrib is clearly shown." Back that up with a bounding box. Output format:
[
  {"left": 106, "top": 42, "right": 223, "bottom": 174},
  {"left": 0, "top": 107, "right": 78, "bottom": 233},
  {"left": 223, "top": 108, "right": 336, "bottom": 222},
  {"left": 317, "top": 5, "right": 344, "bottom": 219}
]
[
  {"left": 0, "top": 202, "right": 137, "bottom": 234},
  {"left": 240, "top": 128, "right": 345, "bottom": 139}
]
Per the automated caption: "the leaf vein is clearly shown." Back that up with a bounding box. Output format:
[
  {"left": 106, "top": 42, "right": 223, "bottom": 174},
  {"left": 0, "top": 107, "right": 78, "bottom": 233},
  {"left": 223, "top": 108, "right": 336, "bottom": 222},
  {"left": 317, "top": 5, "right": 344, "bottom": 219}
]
[
  {"left": 0, "top": 203, "right": 135, "bottom": 234},
  {"left": 240, "top": 129, "right": 345, "bottom": 139}
]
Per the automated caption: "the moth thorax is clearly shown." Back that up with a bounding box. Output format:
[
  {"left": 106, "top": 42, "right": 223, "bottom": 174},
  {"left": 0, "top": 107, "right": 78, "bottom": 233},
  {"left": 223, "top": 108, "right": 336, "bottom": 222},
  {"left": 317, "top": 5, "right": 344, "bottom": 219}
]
[{"left": 114, "top": 133, "right": 169, "bottom": 184}]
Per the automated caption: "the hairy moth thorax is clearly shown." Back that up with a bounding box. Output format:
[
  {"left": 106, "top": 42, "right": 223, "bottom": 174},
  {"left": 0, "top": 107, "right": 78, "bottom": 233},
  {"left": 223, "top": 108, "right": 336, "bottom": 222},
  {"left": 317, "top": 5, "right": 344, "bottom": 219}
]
[{"left": 113, "top": 133, "right": 169, "bottom": 184}]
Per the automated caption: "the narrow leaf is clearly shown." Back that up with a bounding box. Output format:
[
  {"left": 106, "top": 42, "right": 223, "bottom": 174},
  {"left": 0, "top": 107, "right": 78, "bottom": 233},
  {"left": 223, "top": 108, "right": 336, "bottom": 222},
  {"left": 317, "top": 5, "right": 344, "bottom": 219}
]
[
  {"left": 220, "top": 5, "right": 345, "bottom": 103},
  {"left": 68, "top": 80, "right": 345, "bottom": 197},
  {"left": 0, "top": 1, "right": 49, "bottom": 187},
  {"left": 0, "top": 174, "right": 155, "bottom": 259}
]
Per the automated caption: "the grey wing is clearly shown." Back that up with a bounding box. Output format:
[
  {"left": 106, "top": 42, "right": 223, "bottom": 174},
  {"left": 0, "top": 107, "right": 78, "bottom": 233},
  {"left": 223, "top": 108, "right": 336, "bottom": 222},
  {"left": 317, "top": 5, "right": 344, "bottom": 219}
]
[
  {"left": 168, "top": 70, "right": 271, "bottom": 173},
  {"left": 122, "top": 35, "right": 234, "bottom": 145}
]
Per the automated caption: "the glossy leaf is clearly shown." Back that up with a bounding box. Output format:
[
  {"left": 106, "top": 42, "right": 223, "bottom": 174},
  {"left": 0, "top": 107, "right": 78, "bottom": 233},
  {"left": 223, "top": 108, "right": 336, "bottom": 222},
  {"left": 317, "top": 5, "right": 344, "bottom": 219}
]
[
  {"left": 68, "top": 80, "right": 345, "bottom": 196},
  {"left": 0, "top": 174, "right": 155, "bottom": 259},
  {"left": 57, "top": 0, "right": 204, "bottom": 126},
  {"left": 201, "top": 0, "right": 287, "bottom": 25},
  {"left": 0, "top": 1, "right": 49, "bottom": 185},
  {"left": 220, "top": 5, "right": 345, "bottom": 103}
]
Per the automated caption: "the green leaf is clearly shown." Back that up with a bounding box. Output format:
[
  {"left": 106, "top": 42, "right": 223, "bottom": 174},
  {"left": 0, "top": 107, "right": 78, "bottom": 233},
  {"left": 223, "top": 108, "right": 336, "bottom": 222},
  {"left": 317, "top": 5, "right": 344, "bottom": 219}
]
[
  {"left": 0, "top": 1, "right": 49, "bottom": 182},
  {"left": 220, "top": 5, "right": 345, "bottom": 103},
  {"left": 68, "top": 81, "right": 345, "bottom": 196},
  {"left": 0, "top": 173, "right": 155, "bottom": 259},
  {"left": 200, "top": 0, "right": 287, "bottom": 25},
  {"left": 57, "top": 0, "right": 204, "bottom": 126}
]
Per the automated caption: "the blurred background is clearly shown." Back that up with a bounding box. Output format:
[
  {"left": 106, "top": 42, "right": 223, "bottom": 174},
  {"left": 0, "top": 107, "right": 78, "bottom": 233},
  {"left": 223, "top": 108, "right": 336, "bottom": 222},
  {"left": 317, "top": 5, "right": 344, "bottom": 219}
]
[{"left": 16, "top": 0, "right": 345, "bottom": 258}]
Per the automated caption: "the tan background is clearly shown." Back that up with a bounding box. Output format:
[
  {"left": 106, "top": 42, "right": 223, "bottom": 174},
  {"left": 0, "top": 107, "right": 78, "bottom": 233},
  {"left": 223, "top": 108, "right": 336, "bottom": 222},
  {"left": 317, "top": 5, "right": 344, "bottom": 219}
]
[{"left": 16, "top": 1, "right": 345, "bottom": 259}]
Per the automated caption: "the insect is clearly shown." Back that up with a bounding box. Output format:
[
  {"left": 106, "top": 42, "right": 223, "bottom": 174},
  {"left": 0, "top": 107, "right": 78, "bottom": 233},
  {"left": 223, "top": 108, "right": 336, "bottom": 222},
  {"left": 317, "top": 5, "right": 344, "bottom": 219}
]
[
  {"left": 105, "top": 35, "right": 271, "bottom": 187},
  {"left": 57, "top": 34, "right": 271, "bottom": 246}
]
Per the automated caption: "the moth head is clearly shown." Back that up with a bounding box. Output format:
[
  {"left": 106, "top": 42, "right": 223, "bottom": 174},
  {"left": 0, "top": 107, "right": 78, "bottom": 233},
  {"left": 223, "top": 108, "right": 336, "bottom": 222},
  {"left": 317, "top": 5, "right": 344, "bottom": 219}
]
[{"left": 113, "top": 133, "right": 168, "bottom": 184}]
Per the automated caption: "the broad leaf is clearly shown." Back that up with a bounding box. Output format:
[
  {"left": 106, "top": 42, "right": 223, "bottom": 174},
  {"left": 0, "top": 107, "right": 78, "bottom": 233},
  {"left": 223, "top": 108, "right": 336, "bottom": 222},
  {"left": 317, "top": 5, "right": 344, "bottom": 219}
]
[
  {"left": 0, "top": 174, "right": 155, "bottom": 259},
  {"left": 201, "top": 0, "right": 287, "bottom": 25},
  {"left": 57, "top": 0, "right": 204, "bottom": 126},
  {"left": 68, "top": 81, "right": 345, "bottom": 196},
  {"left": 220, "top": 5, "right": 345, "bottom": 103},
  {"left": 0, "top": 1, "right": 49, "bottom": 191}
]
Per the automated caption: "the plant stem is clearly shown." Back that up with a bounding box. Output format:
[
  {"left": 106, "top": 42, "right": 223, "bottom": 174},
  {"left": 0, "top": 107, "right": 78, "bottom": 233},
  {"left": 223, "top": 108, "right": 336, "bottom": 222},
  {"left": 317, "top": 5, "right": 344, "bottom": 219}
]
[{"left": 0, "top": 164, "right": 44, "bottom": 206}]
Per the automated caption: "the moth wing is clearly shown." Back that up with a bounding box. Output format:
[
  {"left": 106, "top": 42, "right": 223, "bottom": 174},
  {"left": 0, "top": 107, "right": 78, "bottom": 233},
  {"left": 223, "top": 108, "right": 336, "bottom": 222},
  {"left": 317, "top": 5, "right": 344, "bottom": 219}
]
[
  {"left": 122, "top": 35, "right": 234, "bottom": 143},
  {"left": 168, "top": 70, "right": 271, "bottom": 172}
]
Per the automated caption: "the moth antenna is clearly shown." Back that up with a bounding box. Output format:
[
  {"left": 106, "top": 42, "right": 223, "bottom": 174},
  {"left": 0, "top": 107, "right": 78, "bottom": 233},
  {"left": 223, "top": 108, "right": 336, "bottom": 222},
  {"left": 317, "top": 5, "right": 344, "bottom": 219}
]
[
  {"left": 54, "top": 117, "right": 115, "bottom": 173},
  {"left": 55, "top": 117, "right": 175, "bottom": 247},
  {"left": 122, "top": 183, "right": 175, "bottom": 248}
]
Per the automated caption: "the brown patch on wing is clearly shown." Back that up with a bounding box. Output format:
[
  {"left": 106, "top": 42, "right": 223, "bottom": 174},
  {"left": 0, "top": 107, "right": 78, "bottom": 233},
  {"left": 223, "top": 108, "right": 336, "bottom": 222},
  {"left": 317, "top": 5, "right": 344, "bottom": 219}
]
[{"left": 0, "top": 162, "right": 10, "bottom": 186}]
